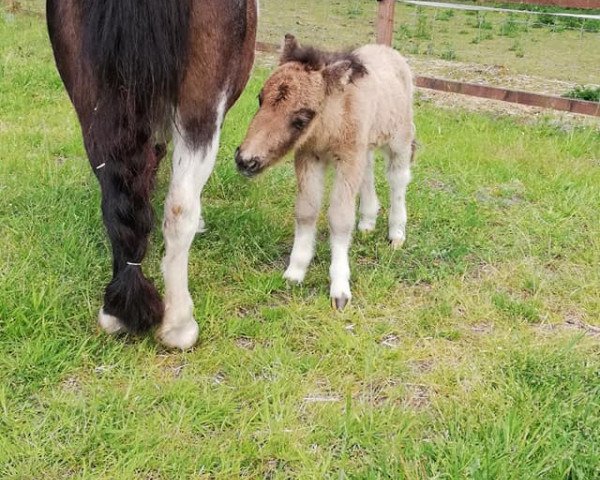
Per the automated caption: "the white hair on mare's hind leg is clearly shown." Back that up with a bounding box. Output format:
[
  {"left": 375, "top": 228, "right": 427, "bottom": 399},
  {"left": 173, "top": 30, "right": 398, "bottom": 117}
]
[
  {"left": 98, "top": 308, "right": 126, "bottom": 335},
  {"left": 157, "top": 96, "right": 227, "bottom": 350}
]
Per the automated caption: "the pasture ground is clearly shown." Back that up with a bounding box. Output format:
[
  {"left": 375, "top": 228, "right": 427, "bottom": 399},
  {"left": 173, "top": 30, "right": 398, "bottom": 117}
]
[{"left": 1, "top": 7, "right": 600, "bottom": 480}]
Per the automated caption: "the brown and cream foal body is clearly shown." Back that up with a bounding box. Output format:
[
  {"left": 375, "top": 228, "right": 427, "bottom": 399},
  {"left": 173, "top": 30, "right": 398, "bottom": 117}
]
[
  {"left": 236, "top": 35, "right": 415, "bottom": 308},
  {"left": 47, "top": 0, "right": 257, "bottom": 348}
]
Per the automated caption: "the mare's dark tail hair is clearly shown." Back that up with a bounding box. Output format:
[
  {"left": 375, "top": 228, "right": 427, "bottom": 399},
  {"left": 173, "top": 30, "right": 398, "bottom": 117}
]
[{"left": 82, "top": 0, "right": 191, "bottom": 333}]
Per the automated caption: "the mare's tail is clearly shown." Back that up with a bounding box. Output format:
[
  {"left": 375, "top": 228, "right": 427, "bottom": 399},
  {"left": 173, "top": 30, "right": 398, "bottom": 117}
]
[{"left": 82, "top": 0, "right": 191, "bottom": 333}]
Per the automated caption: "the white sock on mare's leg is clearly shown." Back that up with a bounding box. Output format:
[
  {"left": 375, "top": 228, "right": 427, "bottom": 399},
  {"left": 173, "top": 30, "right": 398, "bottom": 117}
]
[
  {"left": 98, "top": 307, "right": 126, "bottom": 335},
  {"left": 157, "top": 98, "right": 226, "bottom": 349}
]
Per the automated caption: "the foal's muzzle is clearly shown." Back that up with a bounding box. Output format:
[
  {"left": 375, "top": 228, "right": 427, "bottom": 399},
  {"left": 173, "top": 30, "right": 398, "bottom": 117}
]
[{"left": 235, "top": 147, "right": 262, "bottom": 178}]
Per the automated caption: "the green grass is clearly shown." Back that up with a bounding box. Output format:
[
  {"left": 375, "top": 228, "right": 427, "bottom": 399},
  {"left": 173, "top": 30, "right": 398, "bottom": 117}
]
[
  {"left": 2, "top": 9, "right": 600, "bottom": 480},
  {"left": 563, "top": 85, "right": 600, "bottom": 102}
]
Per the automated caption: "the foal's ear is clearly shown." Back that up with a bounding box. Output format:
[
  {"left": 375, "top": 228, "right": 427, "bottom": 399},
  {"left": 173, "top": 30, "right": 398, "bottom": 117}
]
[
  {"left": 322, "top": 60, "right": 353, "bottom": 93},
  {"left": 280, "top": 34, "right": 300, "bottom": 65}
]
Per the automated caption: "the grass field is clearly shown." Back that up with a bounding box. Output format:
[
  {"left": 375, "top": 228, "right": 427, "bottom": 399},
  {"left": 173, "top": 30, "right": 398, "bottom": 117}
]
[{"left": 2, "top": 8, "right": 600, "bottom": 480}]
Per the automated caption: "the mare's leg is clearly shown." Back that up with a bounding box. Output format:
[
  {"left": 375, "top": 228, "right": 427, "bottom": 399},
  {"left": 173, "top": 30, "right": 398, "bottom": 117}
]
[
  {"left": 157, "top": 99, "right": 226, "bottom": 349},
  {"left": 358, "top": 150, "right": 380, "bottom": 233},
  {"left": 384, "top": 137, "right": 413, "bottom": 249},
  {"left": 329, "top": 152, "right": 365, "bottom": 310},
  {"left": 96, "top": 134, "right": 164, "bottom": 334},
  {"left": 48, "top": 0, "right": 164, "bottom": 334},
  {"left": 284, "top": 153, "right": 326, "bottom": 284}
]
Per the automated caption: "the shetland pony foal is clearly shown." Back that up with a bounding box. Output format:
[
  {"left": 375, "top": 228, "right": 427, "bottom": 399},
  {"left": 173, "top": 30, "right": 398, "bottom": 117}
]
[
  {"left": 236, "top": 35, "right": 415, "bottom": 309},
  {"left": 47, "top": 0, "right": 257, "bottom": 348}
]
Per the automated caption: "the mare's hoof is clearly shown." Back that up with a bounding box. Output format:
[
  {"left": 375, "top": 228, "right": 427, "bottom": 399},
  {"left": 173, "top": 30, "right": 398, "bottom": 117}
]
[
  {"left": 157, "top": 320, "right": 199, "bottom": 350},
  {"left": 98, "top": 308, "right": 126, "bottom": 335}
]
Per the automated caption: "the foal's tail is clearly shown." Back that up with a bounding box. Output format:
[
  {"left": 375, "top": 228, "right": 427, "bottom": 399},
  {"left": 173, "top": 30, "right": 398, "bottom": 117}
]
[{"left": 82, "top": 0, "right": 191, "bottom": 333}]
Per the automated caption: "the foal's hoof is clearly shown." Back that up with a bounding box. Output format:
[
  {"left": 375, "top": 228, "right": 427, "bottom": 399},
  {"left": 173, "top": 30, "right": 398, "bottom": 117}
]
[
  {"left": 358, "top": 219, "right": 377, "bottom": 233},
  {"left": 196, "top": 217, "right": 207, "bottom": 234},
  {"left": 98, "top": 308, "right": 126, "bottom": 335},
  {"left": 390, "top": 237, "right": 405, "bottom": 250},
  {"left": 157, "top": 320, "right": 199, "bottom": 350},
  {"left": 283, "top": 266, "right": 305, "bottom": 285},
  {"left": 331, "top": 295, "right": 351, "bottom": 311}
]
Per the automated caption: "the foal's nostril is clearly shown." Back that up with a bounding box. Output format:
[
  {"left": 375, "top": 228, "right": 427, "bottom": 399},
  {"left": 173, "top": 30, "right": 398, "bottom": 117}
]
[{"left": 247, "top": 159, "right": 258, "bottom": 170}]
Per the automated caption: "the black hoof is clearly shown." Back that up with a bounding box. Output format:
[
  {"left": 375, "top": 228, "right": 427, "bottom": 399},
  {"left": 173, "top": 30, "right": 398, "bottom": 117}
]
[{"left": 331, "top": 296, "right": 350, "bottom": 310}]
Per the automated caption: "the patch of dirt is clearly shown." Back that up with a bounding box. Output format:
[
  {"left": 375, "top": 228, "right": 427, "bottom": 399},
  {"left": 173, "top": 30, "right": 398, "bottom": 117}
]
[
  {"left": 533, "top": 310, "right": 600, "bottom": 338},
  {"left": 212, "top": 371, "right": 227, "bottom": 385},
  {"left": 465, "top": 261, "right": 499, "bottom": 281},
  {"left": 424, "top": 178, "right": 455, "bottom": 193},
  {"left": 469, "top": 323, "right": 494, "bottom": 335},
  {"left": 403, "top": 383, "right": 434, "bottom": 410},
  {"left": 475, "top": 179, "right": 527, "bottom": 208},
  {"left": 380, "top": 334, "right": 402, "bottom": 348},
  {"left": 156, "top": 354, "right": 188, "bottom": 379},
  {"left": 356, "top": 379, "right": 400, "bottom": 407},
  {"left": 60, "top": 375, "right": 82, "bottom": 394},
  {"left": 407, "top": 358, "right": 436, "bottom": 375},
  {"left": 235, "top": 337, "right": 256, "bottom": 350}
]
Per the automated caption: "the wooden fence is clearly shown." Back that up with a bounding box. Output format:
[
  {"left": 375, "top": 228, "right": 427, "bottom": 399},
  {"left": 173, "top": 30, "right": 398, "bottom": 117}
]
[{"left": 374, "top": 0, "right": 600, "bottom": 116}]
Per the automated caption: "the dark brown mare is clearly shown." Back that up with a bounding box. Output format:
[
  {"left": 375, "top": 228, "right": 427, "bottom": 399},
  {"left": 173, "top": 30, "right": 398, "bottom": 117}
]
[{"left": 47, "top": 0, "right": 257, "bottom": 349}]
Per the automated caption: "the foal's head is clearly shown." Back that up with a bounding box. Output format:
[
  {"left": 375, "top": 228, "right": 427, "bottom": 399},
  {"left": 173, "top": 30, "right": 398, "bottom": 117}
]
[{"left": 236, "top": 35, "right": 367, "bottom": 177}]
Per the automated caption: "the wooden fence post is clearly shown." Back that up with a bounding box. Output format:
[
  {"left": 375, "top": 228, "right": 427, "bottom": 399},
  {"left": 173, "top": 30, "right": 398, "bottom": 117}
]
[{"left": 376, "top": 0, "right": 396, "bottom": 46}]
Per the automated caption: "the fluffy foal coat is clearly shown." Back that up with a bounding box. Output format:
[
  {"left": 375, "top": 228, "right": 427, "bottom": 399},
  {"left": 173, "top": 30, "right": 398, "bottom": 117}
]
[
  {"left": 47, "top": 0, "right": 257, "bottom": 348},
  {"left": 236, "top": 35, "right": 415, "bottom": 308}
]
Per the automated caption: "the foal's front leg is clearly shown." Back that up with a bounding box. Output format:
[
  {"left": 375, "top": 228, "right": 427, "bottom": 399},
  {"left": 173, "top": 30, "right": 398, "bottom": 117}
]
[
  {"left": 284, "top": 153, "right": 326, "bottom": 284},
  {"left": 329, "top": 154, "right": 364, "bottom": 310},
  {"left": 157, "top": 107, "right": 224, "bottom": 349}
]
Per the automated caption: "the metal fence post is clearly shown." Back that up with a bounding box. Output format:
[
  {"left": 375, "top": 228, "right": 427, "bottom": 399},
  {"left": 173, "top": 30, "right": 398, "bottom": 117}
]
[{"left": 376, "top": 0, "right": 396, "bottom": 46}]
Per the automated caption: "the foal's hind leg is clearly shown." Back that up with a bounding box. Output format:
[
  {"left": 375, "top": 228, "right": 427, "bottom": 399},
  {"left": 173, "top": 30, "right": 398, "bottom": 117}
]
[
  {"left": 384, "top": 138, "right": 413, "bottom": 249},
  {"left": 358, "top": 150, "right": 380, "bottom": 233},
  {"left": 157, "top": 100, "right": 226, "bottom": 349}
]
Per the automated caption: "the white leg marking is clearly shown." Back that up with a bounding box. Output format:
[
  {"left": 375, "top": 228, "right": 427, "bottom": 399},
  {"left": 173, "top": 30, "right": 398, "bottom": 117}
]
[
  {"left": 328, "top": 162, "right": 362, "bottom": 309},
  {"left": 358, "top": 150, "right": 380, "bottom": 233},
  {"left": 98, "top": 307, "right": 125, "bottom": 335},
  {"left": 157, "top": 97, "right": 227, "bottom": 349},
  {"left": 284, "top": 156, "right": 326, "bottom": 284},
  {"left": 385, "top": 142, "right": 412, "bottom": 249}
]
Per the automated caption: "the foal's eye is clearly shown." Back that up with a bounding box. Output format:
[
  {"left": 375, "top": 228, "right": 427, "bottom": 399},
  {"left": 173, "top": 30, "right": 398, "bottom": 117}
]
[
  {"left": 291, "top": 118, "right": 308, "bottom": 130},
  {"left": 291, "top": 109, "right": 316, "bottom": 131}
]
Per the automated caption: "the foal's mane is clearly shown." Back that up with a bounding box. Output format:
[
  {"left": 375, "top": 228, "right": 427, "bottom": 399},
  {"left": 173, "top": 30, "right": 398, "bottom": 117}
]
[{"left": 280, "top": 36, "right": 368, "bottom": 83}]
